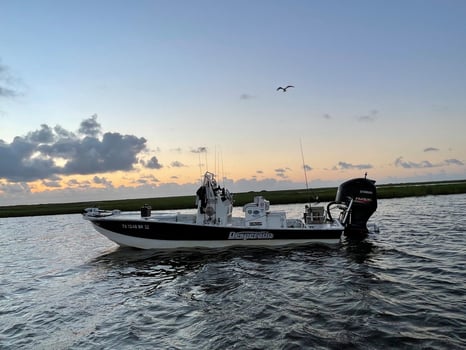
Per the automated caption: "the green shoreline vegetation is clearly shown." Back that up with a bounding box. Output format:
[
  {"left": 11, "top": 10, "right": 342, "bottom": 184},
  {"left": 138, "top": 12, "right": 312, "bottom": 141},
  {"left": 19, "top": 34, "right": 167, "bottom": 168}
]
[{"left": 1, "top": 179, "right": 466, "bottom": 218}]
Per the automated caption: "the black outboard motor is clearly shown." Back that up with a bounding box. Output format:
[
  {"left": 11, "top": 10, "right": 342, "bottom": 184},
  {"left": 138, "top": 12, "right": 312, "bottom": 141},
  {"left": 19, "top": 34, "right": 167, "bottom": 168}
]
[{"left": 336, "top": 177, "right": 377, "bottom": 237}]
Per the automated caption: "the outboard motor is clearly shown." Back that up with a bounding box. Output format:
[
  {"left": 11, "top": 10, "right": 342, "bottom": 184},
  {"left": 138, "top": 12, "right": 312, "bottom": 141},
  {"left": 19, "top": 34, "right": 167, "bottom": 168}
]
[{"left": 336, "top": 177, "right": 377, "bottom": 237}]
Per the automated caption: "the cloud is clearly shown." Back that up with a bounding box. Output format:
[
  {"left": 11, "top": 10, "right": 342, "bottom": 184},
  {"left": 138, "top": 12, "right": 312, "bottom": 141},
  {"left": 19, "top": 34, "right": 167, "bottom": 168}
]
[
  {"left": 336, "top": 161, "right": 373, "bottom": 170},
  {"left": 303, "top": 164, "right": 312, "bottom": 171},
  {"left": 323, "top": 113, "right": 332, "bottom": 120},
  {"left": 54, "top": 125, "right": 76, "bottom": 139},
  {"left": 132, "top": 174, "right": 159, "bottom": 185},
  {"left": 27, "top": 124, "right": 56, "bottom": 143},
  {"left": 424, "top": 147, "right": 439, "bottom": 152},
  {"left": 143, "top": 156, "right": 163, "bottom": 169},
  {"left": 0, "top": 182, "right": 31, "bottom": 195},
  {"left": 93, "top": 175, "right": 113, "bottom": 187},
  {"left": 0, "top": 137, "right": 61, "bottom": 181},
  {"left": 357, "top": 110, "right": 378, "bottom": 122},
  {"left": 42, "top": 178, "right": 62, "bottom": 188},
  {"left": 0, "top": 87, "right": 17, "bottom": 98},
  {"left": 0, "top": 115, "right": 147, "bottom": 182},
  {"left": 191, "top": 146, "right": 208, "bottom": 153},
  {"left": 64, "top": 178, "right": 92, "bottom": 189},
  {"left": 67, "top": 179, "right": 81, "bottom": 186},
  {"left": 240, "top": 93, "right": 255, "bottom": 100},
  {"left": 62, "top": 133, "right": 146, "bottom": 174},
  {"left": 395, "top": 157, "right": 464, "bottom": 169},
  {"left": 274, "top": 167, "right": 292, "bottom": 178},
  {"left": 444, "top": 158, "right": 464, "bottom": 166},
  {"left": 0, "top": 60, "right": 18, "bottom": 98},
  {"left": 170, "top": 161, "right": 185, "bottom": 167},
  {"left": 395, "top": 157, "right": 431, "bottom": 168},
  {"left": 78, "top": 114, "right": 101, "bottom": 137}
]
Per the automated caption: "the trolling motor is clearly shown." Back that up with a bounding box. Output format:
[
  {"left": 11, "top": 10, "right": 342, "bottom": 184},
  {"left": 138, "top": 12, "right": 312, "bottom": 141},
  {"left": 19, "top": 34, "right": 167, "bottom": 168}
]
[{"left": 333, "top": 175, "right": 377, "bottom": 238}]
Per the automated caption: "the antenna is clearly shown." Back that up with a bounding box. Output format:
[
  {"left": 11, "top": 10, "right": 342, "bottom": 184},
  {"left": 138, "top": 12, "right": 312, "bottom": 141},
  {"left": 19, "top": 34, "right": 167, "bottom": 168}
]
[
  {"left": 204, "top": 150, "right": 208, "bottom": 172},
  {"left": 300, "top": 138, "right": 309, "bottom": 191},
  {"left": 300, "top": 139, "right": 319, "bottom": 203},
  {"left": 198, "top": 152, "right": 203, "bottom": 182},
  {"left": 214, "top": 145, "right": 217, "bottom": 176},
  {"left": 219, "top": 146, "right": 225, "bottom": 187}
]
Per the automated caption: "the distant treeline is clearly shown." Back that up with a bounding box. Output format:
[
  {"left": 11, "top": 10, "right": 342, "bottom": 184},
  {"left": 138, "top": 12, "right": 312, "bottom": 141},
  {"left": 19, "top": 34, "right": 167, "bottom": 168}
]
[{"left": 1, "top": 179, "right": 466, "bottom": 218}]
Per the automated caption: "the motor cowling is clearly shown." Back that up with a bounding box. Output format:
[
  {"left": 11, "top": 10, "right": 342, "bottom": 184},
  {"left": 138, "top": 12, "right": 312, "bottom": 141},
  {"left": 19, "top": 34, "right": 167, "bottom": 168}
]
[{"left": 336, "top": 178, "right": 377, "bottom": 236}]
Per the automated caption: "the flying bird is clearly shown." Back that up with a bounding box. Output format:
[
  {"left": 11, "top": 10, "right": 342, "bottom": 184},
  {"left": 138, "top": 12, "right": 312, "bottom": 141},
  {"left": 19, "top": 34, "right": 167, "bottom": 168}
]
[{"left": 276, "top": 85, "right": 294, "bottom": 92}]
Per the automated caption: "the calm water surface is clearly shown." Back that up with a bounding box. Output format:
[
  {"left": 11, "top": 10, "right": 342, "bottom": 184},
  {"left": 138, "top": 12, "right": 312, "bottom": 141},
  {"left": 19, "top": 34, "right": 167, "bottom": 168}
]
[{"left": 1, "top": 195, "right": 465, "bottom": 349}]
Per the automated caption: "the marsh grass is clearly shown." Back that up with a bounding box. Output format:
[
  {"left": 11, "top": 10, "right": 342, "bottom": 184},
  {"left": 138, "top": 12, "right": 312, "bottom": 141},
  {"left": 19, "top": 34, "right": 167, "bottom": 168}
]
[{"left": 1, "top": 180, "right": 465, "bottom": 218}]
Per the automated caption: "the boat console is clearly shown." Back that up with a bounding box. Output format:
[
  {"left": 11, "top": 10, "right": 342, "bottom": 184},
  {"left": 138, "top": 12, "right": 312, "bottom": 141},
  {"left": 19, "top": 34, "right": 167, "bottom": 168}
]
[{"left": 243, "top": 196, "right": 286, "bottom": 228}]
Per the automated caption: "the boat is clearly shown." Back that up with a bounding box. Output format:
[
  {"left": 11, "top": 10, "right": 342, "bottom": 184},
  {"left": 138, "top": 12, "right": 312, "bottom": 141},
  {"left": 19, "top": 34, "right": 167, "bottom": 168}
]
[{"left": 83, "top": 172, "right": 377, "bottom": 249}]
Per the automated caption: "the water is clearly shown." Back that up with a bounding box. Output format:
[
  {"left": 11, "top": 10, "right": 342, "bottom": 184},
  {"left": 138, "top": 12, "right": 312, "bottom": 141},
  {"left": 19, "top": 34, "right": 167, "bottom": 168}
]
[{"left": 1, "top": 194, "right": 465, "bottom": 349}]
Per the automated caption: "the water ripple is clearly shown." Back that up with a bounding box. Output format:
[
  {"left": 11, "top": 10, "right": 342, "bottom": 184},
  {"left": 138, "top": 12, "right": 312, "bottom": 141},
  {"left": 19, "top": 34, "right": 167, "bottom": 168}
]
[{"left": 1, "top": 195, "right": 466, "bottom": 349}]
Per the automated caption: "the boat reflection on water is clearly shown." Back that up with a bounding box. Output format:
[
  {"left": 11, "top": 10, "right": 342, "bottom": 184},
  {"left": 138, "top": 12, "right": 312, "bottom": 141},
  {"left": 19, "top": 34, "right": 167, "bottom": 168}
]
[{"left": 342, "top": 239, "right": 376, "bottom": 264}]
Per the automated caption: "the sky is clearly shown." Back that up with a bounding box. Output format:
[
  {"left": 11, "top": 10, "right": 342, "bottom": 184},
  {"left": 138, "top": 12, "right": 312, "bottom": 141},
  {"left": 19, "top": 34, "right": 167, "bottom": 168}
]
[{"left": 1, "top": 0, "right": 466, "bottom": 206}]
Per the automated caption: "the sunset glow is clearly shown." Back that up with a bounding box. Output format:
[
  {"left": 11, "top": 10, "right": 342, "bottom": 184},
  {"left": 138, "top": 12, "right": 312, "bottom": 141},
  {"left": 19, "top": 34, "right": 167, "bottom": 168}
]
[{"left": 1, "top": 1, "right": 465, "bottom": 205}]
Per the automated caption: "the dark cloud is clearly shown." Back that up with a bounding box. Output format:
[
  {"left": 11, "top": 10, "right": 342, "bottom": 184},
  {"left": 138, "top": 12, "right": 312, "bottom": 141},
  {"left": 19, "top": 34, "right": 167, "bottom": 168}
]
[
  {"left": 337, "top": 161, "right": 373, "bottom": 170},
  {"left": 303, "top": 164, "right": 312, "bottom": 171},
  {"left": 42, "top": 178, "right": 62, "bottom": 188},
  {"left": 395, "top": 157, "right": 464, "bottom": 168},
  {"left": 395, "top": 157, "right": 433, "bottom": 169},
  {"left": 191, "top": 146, "right": 208, "bottom": 154},
  {"left": 65, "top": 178, "right": 91, "bottom": 189},
  {"left": 27, "top": 124, "right": 56, "bottom": 143},
  {"left": 62, "top": 132, "right": 146, "bottom": 174},
  {"left": 170, "top": 161, "right": 185, "bottom": 167},
  {"left": 0, "top": 116, "right": 147, "bottom": 182},
  {"left": 274, "top": 167, "right": 291, "bottom": 178},
  {"left": 0, "top": 182, "right": 31, "bottom": 195},
  {"left": 135, "top": 178, "right": 149, "bottom": 185},
  {"left": 144, "top": 174, "right": 160, "bottom": 183},
  {"left": 67, "top": 179, "right": 81, "bottom": 186},
  {"left": 133, "top": 174, "right": 159, "bottom": 185},
  {"left": 78, "top": 114, "right": 102, "bottom": 137},
  {"left": 93, "top": 176, "right": 113, "bottom": 187},
  {"left": 144, "top": 156, "right": 163, "bottom": 169},
  {"left": 0, "top": 136, "right": 61, "bottom": 181},
  {"left": 444, "top": 159, "right": 464, "bottom": 166},
  {"left": 424, "top": 147, "right": 439, "bottom": 152}
]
